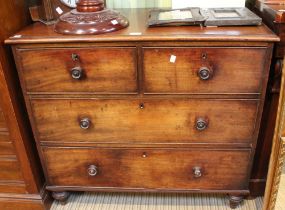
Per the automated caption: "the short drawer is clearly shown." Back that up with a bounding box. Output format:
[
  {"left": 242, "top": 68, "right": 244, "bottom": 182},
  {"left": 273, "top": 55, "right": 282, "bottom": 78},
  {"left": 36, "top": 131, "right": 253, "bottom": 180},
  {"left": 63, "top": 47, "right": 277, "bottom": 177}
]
[
  {"left": 143, "top": 47, "right": 267, "bottom": 94},
  {"left": 43, "top": 147, "right": 251, "bottom": 190},
  {"left": 31, "top": 99, "right": 258, "bottom": 144},
  {"left": 17, "top": 47, "right": 137, "bottom": 93}
]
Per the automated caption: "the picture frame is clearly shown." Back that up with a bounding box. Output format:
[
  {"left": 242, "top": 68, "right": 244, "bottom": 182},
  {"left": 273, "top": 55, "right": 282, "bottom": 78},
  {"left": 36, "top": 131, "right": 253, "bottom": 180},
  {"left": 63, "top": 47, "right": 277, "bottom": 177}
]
[
  {"left": 203, "top": 7, "right": 262, "bottom": 26},
  {"left": 148, "top": 8, "right": 205, "bottom": 27},
  {"left": 262, "top": 57, "right": 285, "bottom": 210},
  {"left": 172, "top": 0, "right": 246, "bottom": 9}
]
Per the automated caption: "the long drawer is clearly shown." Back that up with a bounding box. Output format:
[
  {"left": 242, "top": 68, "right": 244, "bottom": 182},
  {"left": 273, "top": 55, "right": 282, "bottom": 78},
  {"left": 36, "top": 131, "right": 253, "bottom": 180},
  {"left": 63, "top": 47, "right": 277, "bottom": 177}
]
[
  {"left": 143, "top": 47, "right": 267, "bottom": 94},
  {"left": 43, "top": 147, "right": 251, "bottom": 190},
  {"left": 16, "top": 47, "right": 138, "bottom": 93},
  {"left": 31, "top": 99, "right": 258, "bottom": 144}
]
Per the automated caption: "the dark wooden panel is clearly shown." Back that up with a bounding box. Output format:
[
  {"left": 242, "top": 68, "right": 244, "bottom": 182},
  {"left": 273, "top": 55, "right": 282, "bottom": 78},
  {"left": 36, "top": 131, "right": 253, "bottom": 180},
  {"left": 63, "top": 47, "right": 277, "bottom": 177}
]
[
  {"left": 0, "top": 132, "right": 10, "bottom": 142},
  {"left": 31, "top": 99, "right": 258, "bottom": 144},
  {"left": 0, "top": 201, "right": 46, "bottom": 210},
  {"left": 43, "top": 147, "right": 251, "bottom": 190},
  {"left": 0, "top": 142, "right": 15, "bottom": 156},
  {"left": 143, "top": 47, "right": 267, "bottom": 94},
  {"left": 0, "top": 0, "right": 47, "bottom": 202},
  {"left": 17, "top": 47, "right": 138, "bottom": 93},
  {"left": 0, "top": 182, "right": 26, "bottom": 194},
  {"left": 0, "top": 160, "right": 24, "bottom": 181},
  {"left": 249, "top": 1, "right": 285, "bottom": 196},
  {"left": 0, "top": 111, "right": 8, "bottom": 130}
]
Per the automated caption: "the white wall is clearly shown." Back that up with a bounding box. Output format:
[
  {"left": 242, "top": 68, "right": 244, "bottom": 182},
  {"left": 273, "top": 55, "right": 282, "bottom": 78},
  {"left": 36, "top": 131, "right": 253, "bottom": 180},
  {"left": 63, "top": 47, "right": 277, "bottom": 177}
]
[
  {"left": 106, "top": 0, "right": 246, "bottom": 9},
  {"left": 106, "top": 0, "right": 171, "bottom": 8},
  {"left": 172, "top": 0, "right": 246, "bottom": 9}
]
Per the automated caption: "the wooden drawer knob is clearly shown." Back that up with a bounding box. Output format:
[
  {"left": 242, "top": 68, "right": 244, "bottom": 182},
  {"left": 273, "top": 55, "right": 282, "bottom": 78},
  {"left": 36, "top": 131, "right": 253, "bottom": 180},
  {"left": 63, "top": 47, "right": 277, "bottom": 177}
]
[
  {"left": 193, "top": 167, "right": 202, "bottom": 178},
  {"left": 198, "top": 67, "right": 213, "bottom": 80},
  {"left": 71, "top": 67, "right": 83, "bottom": 80},
  {"left": 88, "top": 165, "right": 98, "bottom": 176},
  {"left": 196, "top": 117, "right": 208, "bottom": 131},
  {"left": 80, "top": 118, "right": 91, "bottom": 130}
]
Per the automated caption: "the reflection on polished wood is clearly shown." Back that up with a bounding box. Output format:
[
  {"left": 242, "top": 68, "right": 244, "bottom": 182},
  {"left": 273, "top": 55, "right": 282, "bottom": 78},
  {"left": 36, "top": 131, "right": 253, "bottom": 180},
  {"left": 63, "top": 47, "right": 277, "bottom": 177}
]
[{"left": 5, "top": 9, "right": 279, "bottom": 44}]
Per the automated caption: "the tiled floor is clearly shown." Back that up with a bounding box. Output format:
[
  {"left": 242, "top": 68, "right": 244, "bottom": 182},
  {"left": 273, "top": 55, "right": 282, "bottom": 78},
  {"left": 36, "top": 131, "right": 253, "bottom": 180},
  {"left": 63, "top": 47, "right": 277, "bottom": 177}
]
[{"left": 51, "top": 193, "right": 263, "bottom": 210}]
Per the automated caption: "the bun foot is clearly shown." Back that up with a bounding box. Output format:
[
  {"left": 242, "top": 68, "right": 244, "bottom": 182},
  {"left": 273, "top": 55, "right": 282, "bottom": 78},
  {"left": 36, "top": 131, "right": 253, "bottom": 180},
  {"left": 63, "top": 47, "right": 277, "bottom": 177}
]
[
  {"left": 52, "top": 191, "right": 70, "bottom": 205},
  {"left": 229, "top": 195, "right": 244, "bottom": 209}
]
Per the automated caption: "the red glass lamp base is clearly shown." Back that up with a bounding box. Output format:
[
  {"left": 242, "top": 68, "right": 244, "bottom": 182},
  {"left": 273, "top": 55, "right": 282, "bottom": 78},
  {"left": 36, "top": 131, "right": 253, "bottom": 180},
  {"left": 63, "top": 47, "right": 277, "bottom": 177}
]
[{"left": 54, "top": 0, "right": 129, "bottom": 35}]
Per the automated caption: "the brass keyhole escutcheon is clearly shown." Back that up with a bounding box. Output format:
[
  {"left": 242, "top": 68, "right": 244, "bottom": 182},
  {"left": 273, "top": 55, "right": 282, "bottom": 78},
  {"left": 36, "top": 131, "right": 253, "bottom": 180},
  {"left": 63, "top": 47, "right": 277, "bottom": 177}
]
[
  {"left": 142, "top": 152, "right": 147, "bottom": 158},
  {"left": 140, "top": 103, "right": 145, "bottom": 109},
  {"left": 71, "top": 53, "right": 79, "bottom": 61},
  {"left": 202, "top": 53, "right": 207, "bottom": 60}
]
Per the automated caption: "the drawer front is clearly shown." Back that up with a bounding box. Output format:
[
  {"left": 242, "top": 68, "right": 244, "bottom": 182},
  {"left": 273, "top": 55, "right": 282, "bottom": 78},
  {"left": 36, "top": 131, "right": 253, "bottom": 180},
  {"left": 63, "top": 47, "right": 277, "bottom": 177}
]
[
  {"left": 43, "top": 147, "right": 251, "bottom": 190},
  {"left": 0, "top": 159, "right": 23, "bottom": 181},
  {"left": 31, "top": 99, "right": 258, "bottom": 144},
  {"left": 143, "top": 47, "right": 267, "bottom": 94},
  {"left": 17, "top": 48, "right": 137, "bottom": 93}
]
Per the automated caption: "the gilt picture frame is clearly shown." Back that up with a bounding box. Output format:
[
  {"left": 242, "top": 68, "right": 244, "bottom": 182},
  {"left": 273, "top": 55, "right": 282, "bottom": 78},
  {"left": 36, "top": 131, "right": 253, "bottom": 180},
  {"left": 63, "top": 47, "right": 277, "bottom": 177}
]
[{"left": 263, "top": 57, "right": 285, "bottom": 210}]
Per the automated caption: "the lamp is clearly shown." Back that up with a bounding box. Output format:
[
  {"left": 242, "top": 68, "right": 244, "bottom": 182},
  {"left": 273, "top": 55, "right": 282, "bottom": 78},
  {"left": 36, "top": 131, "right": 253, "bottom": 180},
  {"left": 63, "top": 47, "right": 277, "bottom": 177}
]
[{"left": 54, "top": 0, "right": 129, "bottom": 35}]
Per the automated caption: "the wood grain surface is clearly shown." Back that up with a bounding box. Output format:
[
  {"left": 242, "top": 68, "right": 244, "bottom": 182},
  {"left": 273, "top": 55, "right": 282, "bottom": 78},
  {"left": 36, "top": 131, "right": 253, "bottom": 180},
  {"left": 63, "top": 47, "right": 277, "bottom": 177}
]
[
  {"left": 5, "top": 9, "right": 279, "bottom": 44},
  {"left": 43, "top": 147, "right": 251, "bottom": 191},
  {"left": 17, "top": 47, "right": 137, "bottom": 93},
  {"left": 31, "top": 99, "right": 258, "bottom": 145},
  {"left": 0, "top": 0, "right": 52, "bottom": 209},
  {"left": 143, "top": 47, "right": 267, "bottom": 94},
  {"left": 0, "top": 159, "right": 24, "bottom": 181},
  {"left": 6, "top": 7, "right": 278, "bottom": 206}
]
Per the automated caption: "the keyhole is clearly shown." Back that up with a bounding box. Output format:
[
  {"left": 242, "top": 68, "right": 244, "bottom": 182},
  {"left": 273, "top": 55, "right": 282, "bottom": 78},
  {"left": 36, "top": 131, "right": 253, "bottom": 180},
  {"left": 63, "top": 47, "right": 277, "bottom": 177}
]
[
  {"left": 202, "top": 53, "right": 207, "bottom": 60},
  {"left": 142, "top": 152, "right": 147, "bottom": 158},
  {"left": 140, "top": 103, "right": 144, "bottom": 109},
  {"left": 71, "top": 53, "right": 79, "bottom": 61}
]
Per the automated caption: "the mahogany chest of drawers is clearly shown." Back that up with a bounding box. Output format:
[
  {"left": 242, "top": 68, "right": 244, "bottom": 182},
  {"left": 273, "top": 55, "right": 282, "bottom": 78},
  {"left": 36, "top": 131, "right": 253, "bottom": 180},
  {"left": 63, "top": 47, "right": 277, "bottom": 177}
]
[{"left": 6, "top": 9, "right": 279, "bottom": 209}]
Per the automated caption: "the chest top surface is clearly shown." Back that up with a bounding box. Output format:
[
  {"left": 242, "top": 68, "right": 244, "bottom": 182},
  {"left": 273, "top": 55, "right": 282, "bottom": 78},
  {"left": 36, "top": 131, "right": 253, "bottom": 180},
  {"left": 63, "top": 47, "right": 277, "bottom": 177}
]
[{"left": 5, "top": 8, "right": 279, "bottom": 45}]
